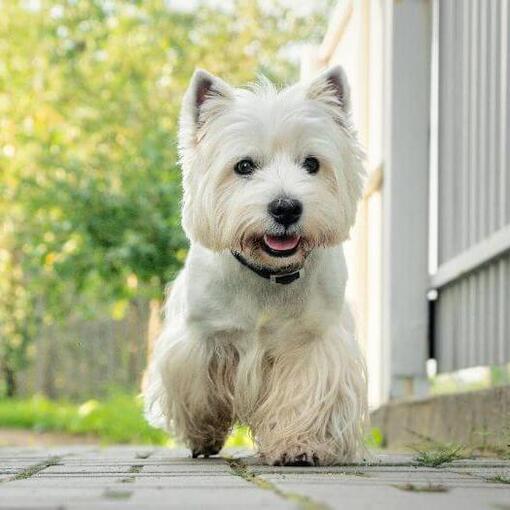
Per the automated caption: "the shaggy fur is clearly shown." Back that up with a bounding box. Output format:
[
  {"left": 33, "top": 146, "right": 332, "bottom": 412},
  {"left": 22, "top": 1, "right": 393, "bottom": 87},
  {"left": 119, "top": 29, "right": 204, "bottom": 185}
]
[{"left": 144, "top": 66, "right": 368, "bottom": 466}]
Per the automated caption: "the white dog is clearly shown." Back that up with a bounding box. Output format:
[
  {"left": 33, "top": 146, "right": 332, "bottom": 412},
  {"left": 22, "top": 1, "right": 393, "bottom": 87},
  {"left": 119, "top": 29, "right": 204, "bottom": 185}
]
[{"left": 144, "top": 66, "right": 367, "bottom": 466}]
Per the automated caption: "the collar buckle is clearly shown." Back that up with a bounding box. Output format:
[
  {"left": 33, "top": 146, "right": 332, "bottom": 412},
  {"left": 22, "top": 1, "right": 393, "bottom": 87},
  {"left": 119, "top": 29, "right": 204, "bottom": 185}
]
[
  {"left": 269, "top": 269, "right": 303, "bottom": 285},
  {"left": 232, "top": 251, "right": 303, "bottom": 285}
]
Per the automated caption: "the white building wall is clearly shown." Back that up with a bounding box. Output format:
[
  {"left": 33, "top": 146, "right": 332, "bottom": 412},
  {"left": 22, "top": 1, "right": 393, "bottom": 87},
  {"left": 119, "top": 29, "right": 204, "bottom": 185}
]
[{"left": 301, "top": 0, "right": 387, "bottom": 408}]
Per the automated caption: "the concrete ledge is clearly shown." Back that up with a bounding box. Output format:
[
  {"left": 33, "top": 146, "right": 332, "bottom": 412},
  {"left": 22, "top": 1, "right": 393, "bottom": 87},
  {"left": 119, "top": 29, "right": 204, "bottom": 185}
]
[{"left": 370, "top": 386, "right": 510, "bottom": 450}]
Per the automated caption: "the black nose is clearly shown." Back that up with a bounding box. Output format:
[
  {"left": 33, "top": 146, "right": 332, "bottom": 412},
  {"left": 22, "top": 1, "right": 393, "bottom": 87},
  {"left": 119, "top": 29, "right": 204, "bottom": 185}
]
[{"left": 268, "top": 197, "right": 303, "bottom": 226}]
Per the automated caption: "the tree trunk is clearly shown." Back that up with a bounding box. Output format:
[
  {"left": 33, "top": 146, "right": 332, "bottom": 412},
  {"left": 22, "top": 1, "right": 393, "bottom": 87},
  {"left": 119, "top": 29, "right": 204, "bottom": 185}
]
[
  {"left": 146, "top": 298, "right": 163, "bottom": 362},
  {"left": 4, "top": 364, "right": 16, "bottom": 397}
]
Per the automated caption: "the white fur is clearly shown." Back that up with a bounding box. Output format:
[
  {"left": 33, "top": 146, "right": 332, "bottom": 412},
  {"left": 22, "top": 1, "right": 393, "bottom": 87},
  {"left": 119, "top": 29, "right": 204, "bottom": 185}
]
[{"left": 144, "top": 67, "right": 368, "bottom": 466}]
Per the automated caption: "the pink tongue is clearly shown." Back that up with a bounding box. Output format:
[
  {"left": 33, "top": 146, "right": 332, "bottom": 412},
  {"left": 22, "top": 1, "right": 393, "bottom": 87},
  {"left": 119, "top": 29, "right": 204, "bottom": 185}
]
[{"left": 264, "top": 234, "right": 300, "bottom": 251}]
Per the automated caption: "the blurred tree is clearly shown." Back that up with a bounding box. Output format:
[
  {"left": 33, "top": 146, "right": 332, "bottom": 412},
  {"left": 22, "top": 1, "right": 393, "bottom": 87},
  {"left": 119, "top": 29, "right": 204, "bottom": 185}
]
[
  {"left": 0, "top": 248, "right": 37, "bottom": 396},
  {"left": 0, "top": 0, "right": 328, "bottom": 396}
]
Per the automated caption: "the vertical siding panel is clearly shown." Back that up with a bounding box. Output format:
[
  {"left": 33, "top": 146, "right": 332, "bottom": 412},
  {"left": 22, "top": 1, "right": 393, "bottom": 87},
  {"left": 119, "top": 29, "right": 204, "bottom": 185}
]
[
  {"left": 459, "top": 277, "right": 467, "bottom": 367},
  {"left": 447, "top": 289, "right": 454, "bottom": 372},
  {"left": 468, "top": 273, "right": 476, "bottom": 368},
  {"left": 448, "top": 289, "right": 456, "bottom": 371},
  {"left": 507, "top": 257, "right": 510, "bottom": 362},
  {"left": 437, "top": 0, "right": 446, "bottom": 264},
  {"left": 452, "top": 0, "right": 460, "bottom": 257},
  {"left": 488, "top": 0, "right": 499, "bottom": 234},
  {"left": 487, "top": 264, "right": 496, "bottom": 365},
  {"left": 461, "top": 0, "right": 470, "bottom": 252},
  {"left": 439, "top": 0, "right": 454, "bottom": 264},
  {"left": 469, "top": 0, "right": 478, "bottom": 247},
  {"left": 436, "top": 291, "right": 444, "bottom": 372},
  {"left": 502, "top": 0, "right": 509, "bottom": 227},
  {"left": 454, "top": 282, "right": 460, "bottom": 369},
  {"left": 497, "top": 259, "right": 505, "bottom": 364},
  {"left": 483, "top": 268, "right": 490, "bottom": 367},
  {"left": 434, "top": 0, "right": 509, "bottom": 374},
  {"left": 506, "top": 257, "right": 510, "bottom": 363},
  {"left": 478, "top": 0, "right": 487, "bottom": 243},
  {"left": 474, "top": 271, "right": 480, "bottom": 367}
]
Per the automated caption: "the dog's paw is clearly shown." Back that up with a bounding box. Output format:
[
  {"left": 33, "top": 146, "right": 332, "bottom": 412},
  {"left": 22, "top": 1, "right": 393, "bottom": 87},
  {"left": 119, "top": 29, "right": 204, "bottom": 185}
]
[
  {"left": 272, "top": 452, "right": 320, "bottom": 467},
  {"left": 190, "top": 439, "right": 224, "bottom": 459}
]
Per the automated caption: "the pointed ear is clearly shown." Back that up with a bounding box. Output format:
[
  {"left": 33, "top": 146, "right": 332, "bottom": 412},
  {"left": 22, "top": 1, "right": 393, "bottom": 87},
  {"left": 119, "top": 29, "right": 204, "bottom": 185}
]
[
  {"left": 305, "top": 65, "right": 351, "bottom": 115},
  {"left": 181, "top": 68, "right": 234, "bottom": 128}
]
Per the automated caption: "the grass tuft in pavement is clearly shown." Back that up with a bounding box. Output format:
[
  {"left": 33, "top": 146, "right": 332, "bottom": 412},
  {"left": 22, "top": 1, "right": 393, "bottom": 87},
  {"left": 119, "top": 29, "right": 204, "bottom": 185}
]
[
  {"left": 103, "top": 489, "right": 132, "bottom": 499},
  {"left": 12, "top": 457, "right": 61, "bottom": 481},
  {"left": 393, "top": 482, "right": 449, "bottom": 493},
  {"left": 486, "top": 474, "right": 510, "bottom": 484},
  {"left": 227, "top": 458, "right": 330, "bottom": 510},
  {"left": 407, "top": 431, "right": 465, "bottom": 467},
  {"left": 414, "top": 443, "right": 464, "bottom": 467},
  {"left": 128, "top": 464, "right": 144, "bottom": 473}
]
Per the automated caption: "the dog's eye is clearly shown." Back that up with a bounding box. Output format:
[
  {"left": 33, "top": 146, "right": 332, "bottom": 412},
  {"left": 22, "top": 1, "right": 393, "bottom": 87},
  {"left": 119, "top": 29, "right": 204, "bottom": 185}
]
[
  {"left": 303, "top": 156, "right": 320, "bottom": 174},
  {"left": 234, "top": 158, "right": 256, "bottom": 176}
]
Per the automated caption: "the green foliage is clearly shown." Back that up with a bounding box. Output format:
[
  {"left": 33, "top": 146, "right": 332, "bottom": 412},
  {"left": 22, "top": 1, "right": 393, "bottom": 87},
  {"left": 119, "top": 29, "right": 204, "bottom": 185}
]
[
  {"left": 225, "top": 424, "right": 254, "bottom": 449},
  {"left": 0, "top": 393, "right": 167, "bottom": 444},
  {"left": 0, "top": 393, "right": 254, "bottom": 447},
  {"left": 0, "top": 251, "right": 38, "bottom": 396},
  {"left": 364, "top": 427, "right": 385, "bottom": 449},
  {"left": 430, "top": 364, "right": 510, "bottom": 396},
  {"left": 0, "top": 0, "right": 328, "bottom": 394}
]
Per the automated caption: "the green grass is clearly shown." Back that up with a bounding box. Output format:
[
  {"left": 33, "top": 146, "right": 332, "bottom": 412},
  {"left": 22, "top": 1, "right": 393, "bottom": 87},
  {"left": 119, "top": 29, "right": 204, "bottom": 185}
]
[
  {"left": 0, "top": 393, "right": 254, "bottom": 447},
  {"left": 0, "top": 393, "right": 168, "bottom": 444},
  {"left": 413, "top": 443, "right": 464, "bottom": 467},
  {"left": 486, "top": 474, "right": 510, "bottom": 485}
]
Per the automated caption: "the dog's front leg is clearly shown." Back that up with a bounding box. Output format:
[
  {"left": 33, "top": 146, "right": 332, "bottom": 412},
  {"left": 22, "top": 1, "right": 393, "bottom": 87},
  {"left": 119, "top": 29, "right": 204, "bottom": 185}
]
[
  {"left": 145, "top": 333, "right": 237, "bottom": 458},
  {"left": 239, "top": 326, "right": 367, "bottom": 466}
]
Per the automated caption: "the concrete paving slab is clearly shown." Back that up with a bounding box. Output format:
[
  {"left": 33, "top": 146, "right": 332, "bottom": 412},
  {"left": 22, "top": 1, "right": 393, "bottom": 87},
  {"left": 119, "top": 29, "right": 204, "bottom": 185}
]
[{"left": 0, "top": 446, "right": 509, "bottom": 509}]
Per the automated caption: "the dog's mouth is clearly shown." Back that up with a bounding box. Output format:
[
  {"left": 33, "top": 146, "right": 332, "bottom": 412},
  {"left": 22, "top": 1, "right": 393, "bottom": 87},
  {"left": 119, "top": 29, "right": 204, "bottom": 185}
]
[{"left": 262, "top": 234, "right": 301, "bottom": 257}]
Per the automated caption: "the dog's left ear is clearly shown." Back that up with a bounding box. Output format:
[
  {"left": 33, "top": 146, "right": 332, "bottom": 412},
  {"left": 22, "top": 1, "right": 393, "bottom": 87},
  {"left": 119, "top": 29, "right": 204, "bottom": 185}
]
[
  {"left": 305, "top": 65, "right": 351, "bottom": 115},
  {"left": 181, "top": 68, "right": 234, "bottom": 136}
]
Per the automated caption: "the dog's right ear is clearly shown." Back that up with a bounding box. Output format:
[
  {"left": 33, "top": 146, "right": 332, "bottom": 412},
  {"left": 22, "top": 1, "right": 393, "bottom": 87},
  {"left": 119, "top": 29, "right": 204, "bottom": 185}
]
[
  {"left": 181, "top": 69, "right": 234, "bottom": 140},
  {"left": 305, "top": 66, "right": 352, "bottom": 126}
]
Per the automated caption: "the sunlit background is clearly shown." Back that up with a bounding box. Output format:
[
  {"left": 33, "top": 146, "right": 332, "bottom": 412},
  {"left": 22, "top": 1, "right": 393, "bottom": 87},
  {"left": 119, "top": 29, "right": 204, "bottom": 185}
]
[
  {"left": 0, "top": 0, "right": 333, "bottom": 447},
  {"left": 1, "top": 0, "right": 509, "bottom": 448}
]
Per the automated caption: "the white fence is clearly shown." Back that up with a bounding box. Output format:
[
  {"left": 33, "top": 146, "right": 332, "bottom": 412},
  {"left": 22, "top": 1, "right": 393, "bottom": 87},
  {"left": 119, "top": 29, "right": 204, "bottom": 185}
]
[
  {"left": 303, "top": 0, "right": 510, "bottom": 406},
  {"left": 431, "top": 0, "right": 510, "bottom": 372}
]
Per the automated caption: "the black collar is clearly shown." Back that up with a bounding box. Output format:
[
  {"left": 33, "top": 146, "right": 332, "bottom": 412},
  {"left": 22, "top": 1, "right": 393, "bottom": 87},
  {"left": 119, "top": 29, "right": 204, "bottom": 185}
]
[{"left": 231, "top": 251, "right": 303, "bottom": 285}]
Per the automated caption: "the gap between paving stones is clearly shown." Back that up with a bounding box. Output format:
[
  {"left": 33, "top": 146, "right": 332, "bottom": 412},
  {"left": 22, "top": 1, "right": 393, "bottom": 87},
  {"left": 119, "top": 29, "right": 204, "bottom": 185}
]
[
  {"left": 99, "top": 457, "right": 152, "bottom": 499},
  {"left": 1, "top": 456, "right": 61, "bottom": 483},
  {"left": 226, "top": 458, "right": 331, "bottom": 510},
  {"left": 115, "top": 461, "right": 146, "bottom": 485}
]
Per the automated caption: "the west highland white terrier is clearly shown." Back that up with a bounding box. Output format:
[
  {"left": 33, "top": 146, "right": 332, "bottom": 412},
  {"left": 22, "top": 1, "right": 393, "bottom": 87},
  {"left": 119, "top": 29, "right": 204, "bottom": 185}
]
[{"left": 144, "top": 66, "right": 367, "bottom": 466}]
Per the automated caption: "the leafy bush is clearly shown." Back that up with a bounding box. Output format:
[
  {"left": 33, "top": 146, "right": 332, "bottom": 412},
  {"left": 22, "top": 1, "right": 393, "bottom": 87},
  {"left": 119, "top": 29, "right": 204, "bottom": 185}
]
[
  {"left": 0, "top": 393, "right": 167, "bottom": 444},
  {"left": 0, "top": 393, "right": 254, "bottom": 447}
]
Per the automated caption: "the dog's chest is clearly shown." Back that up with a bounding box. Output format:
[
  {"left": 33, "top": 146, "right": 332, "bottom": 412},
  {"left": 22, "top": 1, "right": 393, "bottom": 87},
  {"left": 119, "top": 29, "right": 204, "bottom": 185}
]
[
  {"left": 185, "top": 246, "right": 346, "bottom": 346},
  {"left": 201, "top": 283, "right": 329, "bottom": 348}
]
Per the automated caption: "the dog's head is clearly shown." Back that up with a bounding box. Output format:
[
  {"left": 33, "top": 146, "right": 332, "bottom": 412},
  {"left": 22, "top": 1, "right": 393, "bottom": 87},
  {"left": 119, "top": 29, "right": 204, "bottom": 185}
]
[{"left": 178, "top": 67, "right": 364, "bottom": 272}]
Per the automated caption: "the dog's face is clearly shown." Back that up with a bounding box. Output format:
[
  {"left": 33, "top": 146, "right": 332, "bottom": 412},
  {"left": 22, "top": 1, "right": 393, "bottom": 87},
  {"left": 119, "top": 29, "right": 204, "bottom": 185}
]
[{"left": 178, "top": 67, "right": 364, "bottom": 272}]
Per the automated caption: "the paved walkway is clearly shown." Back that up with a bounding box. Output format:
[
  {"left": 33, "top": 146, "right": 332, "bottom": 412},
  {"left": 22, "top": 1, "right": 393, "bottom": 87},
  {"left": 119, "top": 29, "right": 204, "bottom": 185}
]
[{"left": 0, "top": 446, "right": 509, "bottom": 509}]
